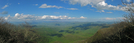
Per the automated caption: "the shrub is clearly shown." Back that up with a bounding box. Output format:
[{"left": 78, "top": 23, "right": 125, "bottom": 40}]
[{"left": 0, "top": 18, "right": 39, "bottom": 43}]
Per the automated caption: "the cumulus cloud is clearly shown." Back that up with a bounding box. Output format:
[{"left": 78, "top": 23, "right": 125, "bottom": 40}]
[
  {"left": 2, "top": 5, "right": 8, "bottom": 9},
  {"left": 4, "top": 13, "right": 86, "bottom": 21},
  {"left": 61, "top": 0, "right": 105, "bottom": 6},
  {"left": 39, "top": 4, "right": 63, "bottom": 9},
  {"left": 66, "top": 8, "right": 78, "bottom": 10},
  {"left": 0, "top": 11, "right": 8, "bottom": 14},
  {"left": 61, "top": 0, "right": 121, "bottom": 11},
  {"left": 119, "top": 3, "right": 134, "bottom": 12},
  {"left": 5, "top": 15, "right": 10, "bottom": 20},
  {"left": 95, "top": 1, "right": 119, "bottom": 10},
  {"left": 80, "top": 16, "right": 86, "bottom": 19}
]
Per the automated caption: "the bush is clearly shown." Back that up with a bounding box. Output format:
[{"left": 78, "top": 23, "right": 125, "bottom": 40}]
[{"left": 0, "top": 18, "right": 39, "bottom": 43}]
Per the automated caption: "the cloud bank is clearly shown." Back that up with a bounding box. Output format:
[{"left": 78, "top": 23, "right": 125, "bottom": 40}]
[
  {"left": 4, "top": 13, "right": 86, "bottom": 21},
  {"left": 39, "top": 4, "right": 79, "bottom": 10},
  {"left": 39, "top": 4, "right": 63, "bottom": 9},
  {"left": 61, "top": 0, "right": 128, "bottom": 11}
]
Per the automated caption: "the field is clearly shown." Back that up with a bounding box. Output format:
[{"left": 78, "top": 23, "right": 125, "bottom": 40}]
[{"left": 29, "top": 22, "right": 112, "bottom": 43}]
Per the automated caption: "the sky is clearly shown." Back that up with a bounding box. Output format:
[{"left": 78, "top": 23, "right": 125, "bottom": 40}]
[{"left": 0, "top": 0, "right": 131, "bottom": 22}]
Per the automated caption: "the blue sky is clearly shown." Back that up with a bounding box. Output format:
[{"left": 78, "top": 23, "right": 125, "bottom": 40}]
[{"left": 0, "top": 0, "right": 130, "bottom": 22}]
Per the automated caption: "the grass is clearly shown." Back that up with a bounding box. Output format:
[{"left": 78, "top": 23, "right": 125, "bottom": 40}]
[{"left": 35, "top": 24, "right": 104, "bottom": 43}]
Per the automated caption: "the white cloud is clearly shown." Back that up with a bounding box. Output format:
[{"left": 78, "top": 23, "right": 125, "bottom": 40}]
[
  {"left": 80, "top": 16, "right": 86, "bottom": 19},
  {"left": 66, "top": 8, "right": 78, "bottom": 10},
  {"left": 39, "top": 3, "right": 78, "bottom": 10},
  {"left": 18, "top": 3, "right": 20, "bottom": 4},
  {"left": 127, "top": 0, "right": 131, "bottom": 2},
  {"left": 119, "top": 2, "right": 134, "bottom": 12},
  {"left": 15, "top": 13, "right": 21, "bottom": 17},
  {"left": 61, "top": 0, "right": 121, "bottom": 11},
  {"left": 2, "top": 5, "right": 8, "bottom": 9},
  {"left": 5, "top": 15, "right": 10, "bottom": 20},
  {"left": 61, "top": 0, "right": 105, "bottom": 6},
  {"left": 4, "top": 13, "right": 86, "bottom": 21},
  {"left": 39, "top": 4, "right": 63, "bottom": 9},
  {"left": 94, "top": 1, "right": 120, "bottom": 10}
]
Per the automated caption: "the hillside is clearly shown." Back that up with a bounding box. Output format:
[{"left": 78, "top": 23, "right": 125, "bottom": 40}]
[{"left": 81, "top": 14, "right": 134, "bottom": 43}]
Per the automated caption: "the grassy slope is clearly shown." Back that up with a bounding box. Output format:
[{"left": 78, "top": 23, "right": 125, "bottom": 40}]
[
  {"left": 81, "top": 27, "right": 114, "bottom": 43},
  {"left": 81, "top": 21, "right": 134, "bottom": 43},
  {"left": 49, "top": 26, "right": 101, "bottom": 43},
  {"left": 34, "top": 22, "right": 111, "bottom": 43},
  {"left": 35, "top": 26, "right": 104, "bottom": 43}
]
